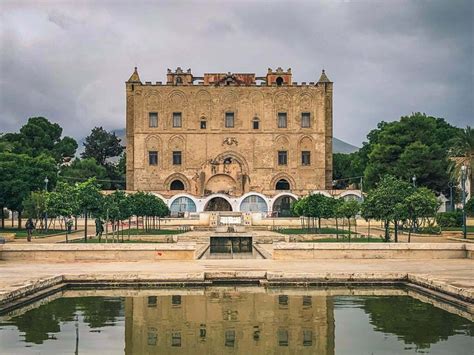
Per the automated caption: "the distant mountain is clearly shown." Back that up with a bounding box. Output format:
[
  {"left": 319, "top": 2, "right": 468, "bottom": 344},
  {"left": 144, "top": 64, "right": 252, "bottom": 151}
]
[
  {"left": 333, "top": 137, "right": 359, "bottom": 154},
  {"left": 77, "top": 128, "right": 359, "bottom": 155}
]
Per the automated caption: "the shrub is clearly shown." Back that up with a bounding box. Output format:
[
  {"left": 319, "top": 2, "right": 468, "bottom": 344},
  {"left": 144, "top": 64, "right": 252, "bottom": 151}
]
[{"left": 435, "top": 211, "right": 463, "bottom": 228}]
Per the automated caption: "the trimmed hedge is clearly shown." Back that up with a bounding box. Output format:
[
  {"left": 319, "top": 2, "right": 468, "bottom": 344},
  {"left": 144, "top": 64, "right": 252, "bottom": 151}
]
[{"left": 435, "top": 211, "right": 463, "bottom": 228}]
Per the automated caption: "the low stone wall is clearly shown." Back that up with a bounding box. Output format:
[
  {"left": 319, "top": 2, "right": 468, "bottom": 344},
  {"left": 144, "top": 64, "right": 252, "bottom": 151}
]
[
  {"left": 0, "top": 243, "right": 200, "bottom": 262},
  {"left": 273, "top": 243, "right": 471, "bottom": 260}
]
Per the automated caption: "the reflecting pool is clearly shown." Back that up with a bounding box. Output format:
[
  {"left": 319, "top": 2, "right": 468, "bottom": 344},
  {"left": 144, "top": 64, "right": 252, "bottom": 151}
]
[{"left": 0, "top": 287, "right": 472, "bottom": 354}]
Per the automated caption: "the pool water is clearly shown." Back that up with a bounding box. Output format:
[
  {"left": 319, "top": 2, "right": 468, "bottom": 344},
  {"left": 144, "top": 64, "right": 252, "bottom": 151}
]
[{"left": 0, "top": 288, "right": 472, "bottom": 354}]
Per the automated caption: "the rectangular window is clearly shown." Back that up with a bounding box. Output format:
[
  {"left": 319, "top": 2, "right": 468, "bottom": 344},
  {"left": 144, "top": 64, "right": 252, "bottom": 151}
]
[
  {"left": 301, "top": 112, "right": 311, "bottom": 128},
  {"left": 302, "top": 151, "right": 311, "bottom": 166},
  {"left": 172, "top": 295, "right": 181, "bottom": 306},
  {"left": 253, "top": 120, "right": 259, "bottom": 129},
  {"left": 147, "top": 330, "right": 157, "bottom": 346},
  {"left": 303, "top": 330, "right": 313, "bottom": 346},
  {"left": 149, "top": 112, "right": 158, "bottom": 127},
  {"left": 200, "top": 120, "right": 207, "bottom": 129},
  {"left": 148, "top": 151, "right": 158, "bottom": 166},
  {"left": 173, "top": 112, "right": 182, "bottom": 127},
  {"left": 278, "top": 295, "right": 289, "bottom": 306},
  {"left": 172, "top": 151, "right": 182, "bottom": 165},
  {"left": 278, "top": 112, "right": 287, "bottom": 128},
  {"left": 225, "top": 112, "right": 234, "bottom": 128},
  {"left": 148, "top": 296, "right": 157, "bottom": 308},
  {"left": 225, "top": 330, "right": 235, "bottom": 347},
  {"left": 303, "top": 296, "right": 312, "bottom": 308},
  {"left": 278, "top": 329, "right": 289, "bottom": 347},
  {"left": 278, "top": 151, "right": 288, "bottom": 166},
  {"left": 171, "top": 332, "right": 181, "bottom": 347}
]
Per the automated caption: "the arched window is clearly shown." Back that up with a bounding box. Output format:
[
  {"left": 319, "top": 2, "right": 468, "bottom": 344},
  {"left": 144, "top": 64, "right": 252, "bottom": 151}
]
[
  {"left": 276, "top": 77, "right": 284, "bottom": 86},
  {"left": 276, "top": 179, "right": 290, "bottom": 190},
  {"left": 170, "top": 197, "right": 196, "bottom": 213},
  {"left": 240, "top": 195, "right": 268, "bottom": 213},
  {"left": 170, "top": 180, "right": 185, "bottom": 190},
  {"left": 176, "top": 76, "right": 183, "bottom": 84}
]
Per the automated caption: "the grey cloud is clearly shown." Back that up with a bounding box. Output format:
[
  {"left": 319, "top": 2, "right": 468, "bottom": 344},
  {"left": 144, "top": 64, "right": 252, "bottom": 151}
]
[{"left": 0, "top": 0, "right": 472, "bottom": 146}]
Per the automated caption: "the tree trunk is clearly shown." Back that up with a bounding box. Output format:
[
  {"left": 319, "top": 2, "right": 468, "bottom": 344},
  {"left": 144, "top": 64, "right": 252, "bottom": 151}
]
[
  {"left": 348, "top": 218, "right": 351, "bottom": 242},
  {"left": 18, "top": 211, "right": 22, "bottom": 229},
  {"left": 128, "top": 217, "right": 131, "bottom": 241},
  {"left": 159, "top": 217, "right": 161, "bottom": 230},
  {"left": 1, "top": 205, "right": 4, "bottom": 229},
  {"left": 318, "top": 217, "right": 321, "bottom": 233},
  {"left": 335, "top": 217, "right": 339, "bottom": 240},
  {"left": 384, "top": 220, "right": 389, "bottom": 242},
  {"left": 84, "top": 210, "right": 88, "bottom": 243},
  {"left": 368, "top": 220, "right": 371, "bottom": 242},
  {"left": 394, "top": 221, "right": 398, "bottom": 243},
  {"left": 74, "top": 216, "right": 78, "bottom": 231},
  {"left": 408, "top": 219, "right": 413, "bottom": 243}
]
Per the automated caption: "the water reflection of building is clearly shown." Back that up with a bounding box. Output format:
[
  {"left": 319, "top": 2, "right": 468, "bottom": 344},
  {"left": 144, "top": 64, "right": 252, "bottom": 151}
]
[{"left": 125, "top": 291, "right": 334, "bottom": 354}]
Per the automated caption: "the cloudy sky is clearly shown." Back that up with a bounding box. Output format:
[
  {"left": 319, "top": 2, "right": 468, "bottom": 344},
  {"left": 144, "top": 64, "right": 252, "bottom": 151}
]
[{"left": 0, "top": 0, "right": 472, "bottom": 146}]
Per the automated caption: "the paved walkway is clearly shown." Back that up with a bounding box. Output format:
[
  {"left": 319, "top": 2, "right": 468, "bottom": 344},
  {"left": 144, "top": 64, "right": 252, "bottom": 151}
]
[{"left": 1, "top": 258, "right": 472, "bottom": 305}]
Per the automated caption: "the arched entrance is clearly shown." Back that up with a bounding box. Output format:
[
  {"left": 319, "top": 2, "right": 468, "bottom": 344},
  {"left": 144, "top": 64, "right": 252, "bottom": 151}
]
[
  {"left": 272, "top": 195, "right": 296, "bottom": 217},
  {"left": 205, "top": 197, "right": 233, "bottom": 211}
]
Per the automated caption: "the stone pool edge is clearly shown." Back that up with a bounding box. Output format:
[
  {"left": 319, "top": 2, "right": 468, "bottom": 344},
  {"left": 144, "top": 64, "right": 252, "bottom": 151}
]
[{"left": 1, "top": 271, "right": 472, "bottom": 315}]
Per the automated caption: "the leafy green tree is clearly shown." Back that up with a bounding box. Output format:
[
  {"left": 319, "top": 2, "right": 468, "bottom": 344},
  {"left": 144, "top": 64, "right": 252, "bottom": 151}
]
[
  {"left": 0, "top": 152, "right": 57, "bottom": 227},
  {"left": 0, "top": 117, "right": 77, "bottom": 163},
  {"left": 60, "top": 158, "right": 110, "bottom": 188},
  {"left": 47, "top": 182, "right": 78, "bottom": 241},
  {"left": 357, "top": 113, "right": 461, "bottom": 194},
  {"left": 103, "top": 190, "right": 130, "bottom": 242},
  {"left": 363, "top": 176, "right": 412, "bottom": 242},
  {"left": 333, "top": 153, "right": 364, "bottom": 190},
  {"left": 361, "top": 197, "right": 377, "bottom": 240},
  {"left": 81, "top": 127, "right": 124, "bottom": 166},
  {"left": 337, "top": 199, "right": 360, "bottom": 241},
  {"left": 22, "top": 191, "right": 49, "bottom": 230},
  {"left": 76, "top": 178, "right": 103, "bottom": 242},
  {"left": 465, "top": 197, "right": 474, "bottom": 217},
  {"left": 404, "top": 187, "right": 440, "bottom": 242}
]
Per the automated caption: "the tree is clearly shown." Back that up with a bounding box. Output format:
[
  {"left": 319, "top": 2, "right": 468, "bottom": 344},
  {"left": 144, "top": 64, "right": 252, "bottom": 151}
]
[
  {"left": 0, "top": 152, "right": 57, "bottom": 228},
  {"left": 363, "top": 176, "right": 412, "bottom": 242},
  {"left": 404, "top": 187, "right": 440, "bottom": 242},
  {"left": 81, "top": 127, "right": 124, "bottom": 166},
  {"left": 361, "top": 198, "right": 377, "bottom": 240},
  {"left": 60, "top": 158, "right": 110, "bottom": 189},
  {"left": 22, "top": 191, "right": 49, "bottom": 230},
  {"left": 465, "top": 197, "right": 474, "bottom": 217},
  {"left": 76, "top": 179, "right": 103, "bottom": 242},
  {"left": 338, "top": 199, "right": 360, "bottom": 241},
  {"left": 47, "top": 182, "right": 78, "bottom": 242},
  {"left": 102, "top": 191, "right": 130, "bottom": 242},
  {"left": 333, "top": 153, "right": 364, "bottom": 190},
  {"left": 0, "top": 117, "right": 77, "bottom": 163},
  {"left": 357, "top": 113, "right": 460, "bottom": 194}
]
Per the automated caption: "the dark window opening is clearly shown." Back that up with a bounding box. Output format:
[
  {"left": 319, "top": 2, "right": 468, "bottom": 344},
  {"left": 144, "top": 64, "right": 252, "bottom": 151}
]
[
  {"left": 225, "top": 112, "right": 234, "bottom": 128},
  {"left": 303, "top": 330, "right": 313, "bottom": 346},
  {"left": 171, "top": 332, "right": 181, "bottom": 347},
  {"left": 303, "top": 296, "right": 312, "bottom": 308},
  {"left": 172, "top": 151, "right": 182, "bottom": 165},
  {"left": 200, "top": 120, "right": 207, "bottom": 129},
  {"left": 148, "top": 296, "right": 157, "bottom": 307},
  {"left": 301, "top": 112, "right": 311, "bottom": 128},
  {"left": 173, "top": 112, "right": 182, "bottom": 127},
  {"left": 170, "top": 180, "right": 185, "bottom": 190},
  {"left": 253, "top": 119, "right": 260, "bottom": 129},
  {"left": 276, "top": 179, "right": 290, "bottom": 190},
  {"left": 225, "top": 330, "right": 235, "bottom": 347},
  {"left": 147, "top": 331, "right": 157, "bottom": 346},
  {"left": 278, "top": 151, "right": 288, "bottom": 166},
  {"left": 149, "top": 151, "right": 158, "bottom": 166},
  {"left": 149, "top": 112, "right": 158, "bottom": 128},
  {"left": 278, "top": 295, "right": 289, "bottom": 306},
  {"left": 224, "top": 157, "right": 232, "bottom": 164},
  {"left": 278, "top": 329, "right": 289, "bottom": 346},
  {"left": 302, "top": 151, "right": 311, "bottom": 166},
  {"left": 278, "top": 112, "right": 287, "bottom": 128},
  {"left": 176, "top": 76, "right": 183, "bottom": 84},
  {"left": 276, "top": 77, "right": 284, "bottom": 86},
  {"left": 172, "top": 295, "right": 182, "bottom": 305}
]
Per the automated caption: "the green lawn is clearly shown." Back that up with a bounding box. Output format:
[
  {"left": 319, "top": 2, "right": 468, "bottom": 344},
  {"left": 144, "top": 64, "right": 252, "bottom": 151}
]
[
  {"left": 104, "top": 228, "right": 186, "bottom": 236},
  {"left": 0, "top": 228, "right": 75, "bottom": 238},
  {"left": 304, "top": 236, "right": 386, "bottom": 243},
  {"left": 276, "top": 227, "right": 350, "bottom": 235},
  {"left": 71, "top": 238, "right": 169, "bottom": 244}
]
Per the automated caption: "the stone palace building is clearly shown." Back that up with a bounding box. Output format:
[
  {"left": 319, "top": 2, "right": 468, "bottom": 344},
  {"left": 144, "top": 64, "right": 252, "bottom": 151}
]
[{"left": 125, "top": 67, "right": 339, "bottom": 215}]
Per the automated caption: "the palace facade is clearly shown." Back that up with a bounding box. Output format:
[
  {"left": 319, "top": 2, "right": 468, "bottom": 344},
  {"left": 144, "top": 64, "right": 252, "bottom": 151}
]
[{"left": 126, "top": 67, "right": 334, "bottom": 214}]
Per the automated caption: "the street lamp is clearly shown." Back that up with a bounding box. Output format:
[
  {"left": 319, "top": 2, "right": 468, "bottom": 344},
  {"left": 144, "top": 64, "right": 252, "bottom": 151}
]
[
  {"left": 412, "top": 175, "right": 416, "bottom": 188},
  {"left": 44, "top": 177, "right": 49, "bottom": 233},
  {"left": 461, "top": 165, "right": 467, "bottom": 239}
]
